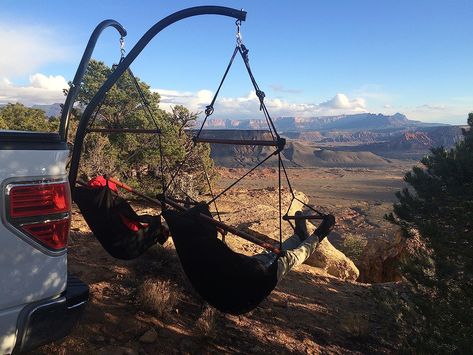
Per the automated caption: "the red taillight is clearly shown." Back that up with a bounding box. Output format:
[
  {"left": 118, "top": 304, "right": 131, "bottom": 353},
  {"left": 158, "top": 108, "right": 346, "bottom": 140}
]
[
  {"left": 7, "top": 181, "right": 71, "bottom": 251},
  {"left": 9, "top": 182, "right": 70, "bottom": 218},
  {"left": 21, "top": 219, "right": 70, "bottom": 249}
]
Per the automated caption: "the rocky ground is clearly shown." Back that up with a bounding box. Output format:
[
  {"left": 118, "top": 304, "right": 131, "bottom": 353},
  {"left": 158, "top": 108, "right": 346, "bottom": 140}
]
[{"left": 32, "top": 168, "right": 410, "bottom": 354}]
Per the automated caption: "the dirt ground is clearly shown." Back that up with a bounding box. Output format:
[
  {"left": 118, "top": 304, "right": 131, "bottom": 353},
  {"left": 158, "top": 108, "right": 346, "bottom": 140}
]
[{"left": 32, "top": 167, "right": 410, "bottom": 354}]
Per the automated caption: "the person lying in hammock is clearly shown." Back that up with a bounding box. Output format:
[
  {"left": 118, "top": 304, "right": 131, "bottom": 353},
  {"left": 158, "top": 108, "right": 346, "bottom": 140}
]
[
  {"left": 74, "top": 176, "right": 168, "bottom": 260},
  {"left": 162, "top": 204, "right": 335, "bottom": 315},
  {"left": 87, "top": 176, "right": 168, "bottom": 240}
]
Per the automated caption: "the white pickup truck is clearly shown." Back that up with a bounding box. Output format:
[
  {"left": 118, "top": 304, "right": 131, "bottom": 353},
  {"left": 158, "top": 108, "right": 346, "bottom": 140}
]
[{"left": 0, "top": 131, "right": 88, "bottom": 354}]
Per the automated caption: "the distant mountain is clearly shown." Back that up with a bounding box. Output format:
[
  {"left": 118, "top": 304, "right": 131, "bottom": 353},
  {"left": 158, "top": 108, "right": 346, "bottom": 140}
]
[
  {"left": 200, "top": 113, "right": 446, "bottom": 132},
  {"left": 344, "top": 125, "right": 465, "bottom": 159},
  {"left": 197, "top": 124, "right": 466, "bottom": 167},
  {"left": 198, "top": 130, "right": 392, "bottom": 168},
  {"left": 32, "top": 103, "right": 63, "bottom": 118}
]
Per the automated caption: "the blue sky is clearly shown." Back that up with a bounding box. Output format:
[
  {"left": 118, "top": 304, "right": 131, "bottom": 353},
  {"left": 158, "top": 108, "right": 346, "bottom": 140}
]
[{"left": 0, "top": 0, "right": 471, "bottom": 124}]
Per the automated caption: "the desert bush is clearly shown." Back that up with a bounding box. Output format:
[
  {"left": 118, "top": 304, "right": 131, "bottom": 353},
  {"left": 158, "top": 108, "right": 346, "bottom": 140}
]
[
  {"left": 339, "top": 233, "right": 367, "bottom": 264},
  {"left": 137, "top": 279, "right": 178, "bottom": 316},
  {"left": 342, "top": 313, "right": 370, "bottom": 339},
  {"left": 80, "top": 133, "right": 119, "bottom": 179},
  {"left": 195, "top": 305, "right": 217, "bottom": 338}
]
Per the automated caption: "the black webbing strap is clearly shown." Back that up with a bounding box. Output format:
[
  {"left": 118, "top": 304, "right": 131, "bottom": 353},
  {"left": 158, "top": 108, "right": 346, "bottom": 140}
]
[
  {"left": 237, "top": 44, "right": 278, "bottom": 140},
  {"left": 206, "top": 149, "right": 278, "bottom": 206},
  {"left": 279, "top": 157, "right": 324, "bottom": 217},
  {"left": 125, "top": 66, "right": 168, "bottom": 195},
  {"left": 127, "top": 67, "right": 161, "bottom": 132},
  {"left": 164, "top": 46, "right": 240, "bottom": 193},
  {"left": 195, "top": 45, "right": 239, "bottom": 139},
  {"left": 278, "top": 152, "right": 283, "bottom": 250}
]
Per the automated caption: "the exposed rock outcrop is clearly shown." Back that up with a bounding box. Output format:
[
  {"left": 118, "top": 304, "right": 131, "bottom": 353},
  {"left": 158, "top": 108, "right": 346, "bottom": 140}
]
[
  {"left": 357, "top": 232, "right": 406, "bottom": 283},
  {"left": 305, "top": 238, "right": 360, "bottom": 281},
  {"left": 215, "top": 188, "right": 360, "bottom": 281}
]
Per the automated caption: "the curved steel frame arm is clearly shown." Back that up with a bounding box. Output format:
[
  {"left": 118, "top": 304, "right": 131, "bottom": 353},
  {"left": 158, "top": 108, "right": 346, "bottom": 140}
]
[
  {"left": 59, "top": 20, "right": 127, "bottom": 140},
  {"left": 68, "top": 6, "right": 246, "bottom": 191}
]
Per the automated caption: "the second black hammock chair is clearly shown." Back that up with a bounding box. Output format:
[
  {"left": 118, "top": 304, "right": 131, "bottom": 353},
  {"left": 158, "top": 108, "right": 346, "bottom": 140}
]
[
  {"left": 74, "top": 183, "right": 167, "bottom": 260},
  {"left": 162, "top": 203, "right": 279, "bottom": 315}
]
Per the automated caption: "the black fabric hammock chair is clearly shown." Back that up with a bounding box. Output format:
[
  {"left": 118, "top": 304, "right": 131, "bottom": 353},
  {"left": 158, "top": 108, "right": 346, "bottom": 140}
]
[
  {"left": 74, "top": 184, "right": 167, "bottom": 260},
  {"left": 162, "top": 203, "right": 278, "bottom": 315}
]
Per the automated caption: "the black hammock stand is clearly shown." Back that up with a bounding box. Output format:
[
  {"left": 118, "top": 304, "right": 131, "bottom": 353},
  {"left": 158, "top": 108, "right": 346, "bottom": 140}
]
[{"left": 67, "top": 7, "right": 334, "bottom": 315}]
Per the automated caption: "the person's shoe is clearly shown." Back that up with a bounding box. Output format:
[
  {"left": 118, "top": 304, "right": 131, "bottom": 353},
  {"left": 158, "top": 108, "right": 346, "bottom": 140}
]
[
  {"left": 294, "top": 211, "right": 310, "bottom": 241},
  {"left": 314, "top": 214, "right": 336, "bottom": 242},
  {"left": 156, "top": 227, "right": 169, "bottom": 245}
]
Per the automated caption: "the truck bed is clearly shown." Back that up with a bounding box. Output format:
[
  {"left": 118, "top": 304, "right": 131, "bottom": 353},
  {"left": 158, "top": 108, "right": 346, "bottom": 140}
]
[{"left": 0, "top": 131, "right": 67, "bottom": 150}]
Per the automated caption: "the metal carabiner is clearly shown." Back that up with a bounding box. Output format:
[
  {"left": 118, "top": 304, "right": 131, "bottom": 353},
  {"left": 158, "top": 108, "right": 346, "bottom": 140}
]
[
  {"left": 235, "top": 19, "right": 243, "bottom": 46},
  {"left": 119, "top": 37, "right": 126, "bottom": 59}
]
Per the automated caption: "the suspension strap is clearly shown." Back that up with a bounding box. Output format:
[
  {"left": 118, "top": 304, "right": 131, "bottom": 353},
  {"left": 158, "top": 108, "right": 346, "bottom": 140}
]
[
  {"left": 237, "top": 44, "right": 278, "bottom": 140},
  {"left": 202, "top": 160, "right": 226, "bottom": 241},
  {"left": 278, "top": 153, "right": 283, "bottom": 250},
  {"left": 206, "top": 149, "right": 278, "bottom": 205},
  {"left": 127, "top": 67, "right": 161, "bottom": 132},
  {"left": 87, "top": 36, "right": 125, "bottom": 130},
  {"left": 195, "top": 45, "right": 239, "bottom": 138},
  {"left": 120, "top": 37, "right": 167, "bottom": 196},
  {"left": 164, "top": 45, "right": 240, "bottom": 193}
]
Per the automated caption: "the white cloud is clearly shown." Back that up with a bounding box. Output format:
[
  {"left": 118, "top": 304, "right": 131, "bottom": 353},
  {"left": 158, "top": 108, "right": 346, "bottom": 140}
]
[
  {"left": 155, "top": 88, "right": 367, "bottom": 119},
  {"left": 404, "top": 103, "right": 467, "bottom": 124},
  {"left": 269, "top": 84, "right": 302, "bottom": 94},
  {"left": 320, "top": 93, "right": 366, "bottom": 110},
  {"left": 30, "top": 73, "right": 68, "bottom": 91},
  {"left": 354, "top": 84, "right": 392, "bottom": 101},
  {"left": 0, "top": 73, "right": 68, "bottom": 105},
  {"left": 155, "top": 88, "right": 213, "bottom": 113},
  {"left": 0, "top": 22, "right": 72, "bottom": 79},
  {"left": 0, "top": 21, "right": 73, "bottom": 105}
]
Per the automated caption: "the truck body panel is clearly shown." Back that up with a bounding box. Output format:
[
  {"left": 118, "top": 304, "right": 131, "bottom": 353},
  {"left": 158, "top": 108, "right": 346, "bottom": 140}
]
[{"left": 0, "top": 133, "right": 73, "bottom": 354}]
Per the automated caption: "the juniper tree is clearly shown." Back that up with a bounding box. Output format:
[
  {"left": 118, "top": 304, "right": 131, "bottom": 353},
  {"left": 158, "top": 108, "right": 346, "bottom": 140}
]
[
  {"left": 72, "top": 59, "right": 214, "bottom": 195},
  {"left": 0, "top": 103, "right": 58, "bottom": 131},
  {"left": 387, "top": 113, "right": 473, "bottom": 352}
]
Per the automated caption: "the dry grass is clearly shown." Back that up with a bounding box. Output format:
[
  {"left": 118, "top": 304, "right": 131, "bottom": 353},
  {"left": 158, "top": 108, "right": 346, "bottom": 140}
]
[
  {"left": 137, "top": 278, "right": 179, "bottom": 316},
  {"left": 339, "top": 233, "right": 368, "bottom": 264},
  {"left": 195, "top": 305, "right": 217, "bottom": 338},
  {"left": 343, "top": 313, "right": 370, "bottom": 339}
]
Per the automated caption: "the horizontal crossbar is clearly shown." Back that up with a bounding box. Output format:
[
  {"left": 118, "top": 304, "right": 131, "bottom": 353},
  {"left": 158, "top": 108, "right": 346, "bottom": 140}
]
[
  {"left": 161, "top": 195, "right": 281, "bottom": 255},
  {"left": 166, "top": 196, "right": 199, "bottom": 206},
  {"left": 283, "top": 214, "right": 325, "bottom": 221},
  {"left": 193, "top": 136, "right": 284, "bottom": 148},
  {"left": 93, "top": 177, "right": 281, "bottom": 255},
  {"left": 86, "top": 128, "right": 161, "bottom": 134}
]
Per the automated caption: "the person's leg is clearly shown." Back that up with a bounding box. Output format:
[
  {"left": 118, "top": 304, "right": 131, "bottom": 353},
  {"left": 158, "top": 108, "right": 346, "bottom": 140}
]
[
  {"left": 253, "top": 211, "right": 309, "bottom": 266},
  {"left": 276, "top": 234, "right": 319, "bottom": 280},
  {"left": 276, "top": 214, "right": 335, "bottom": 281}
]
